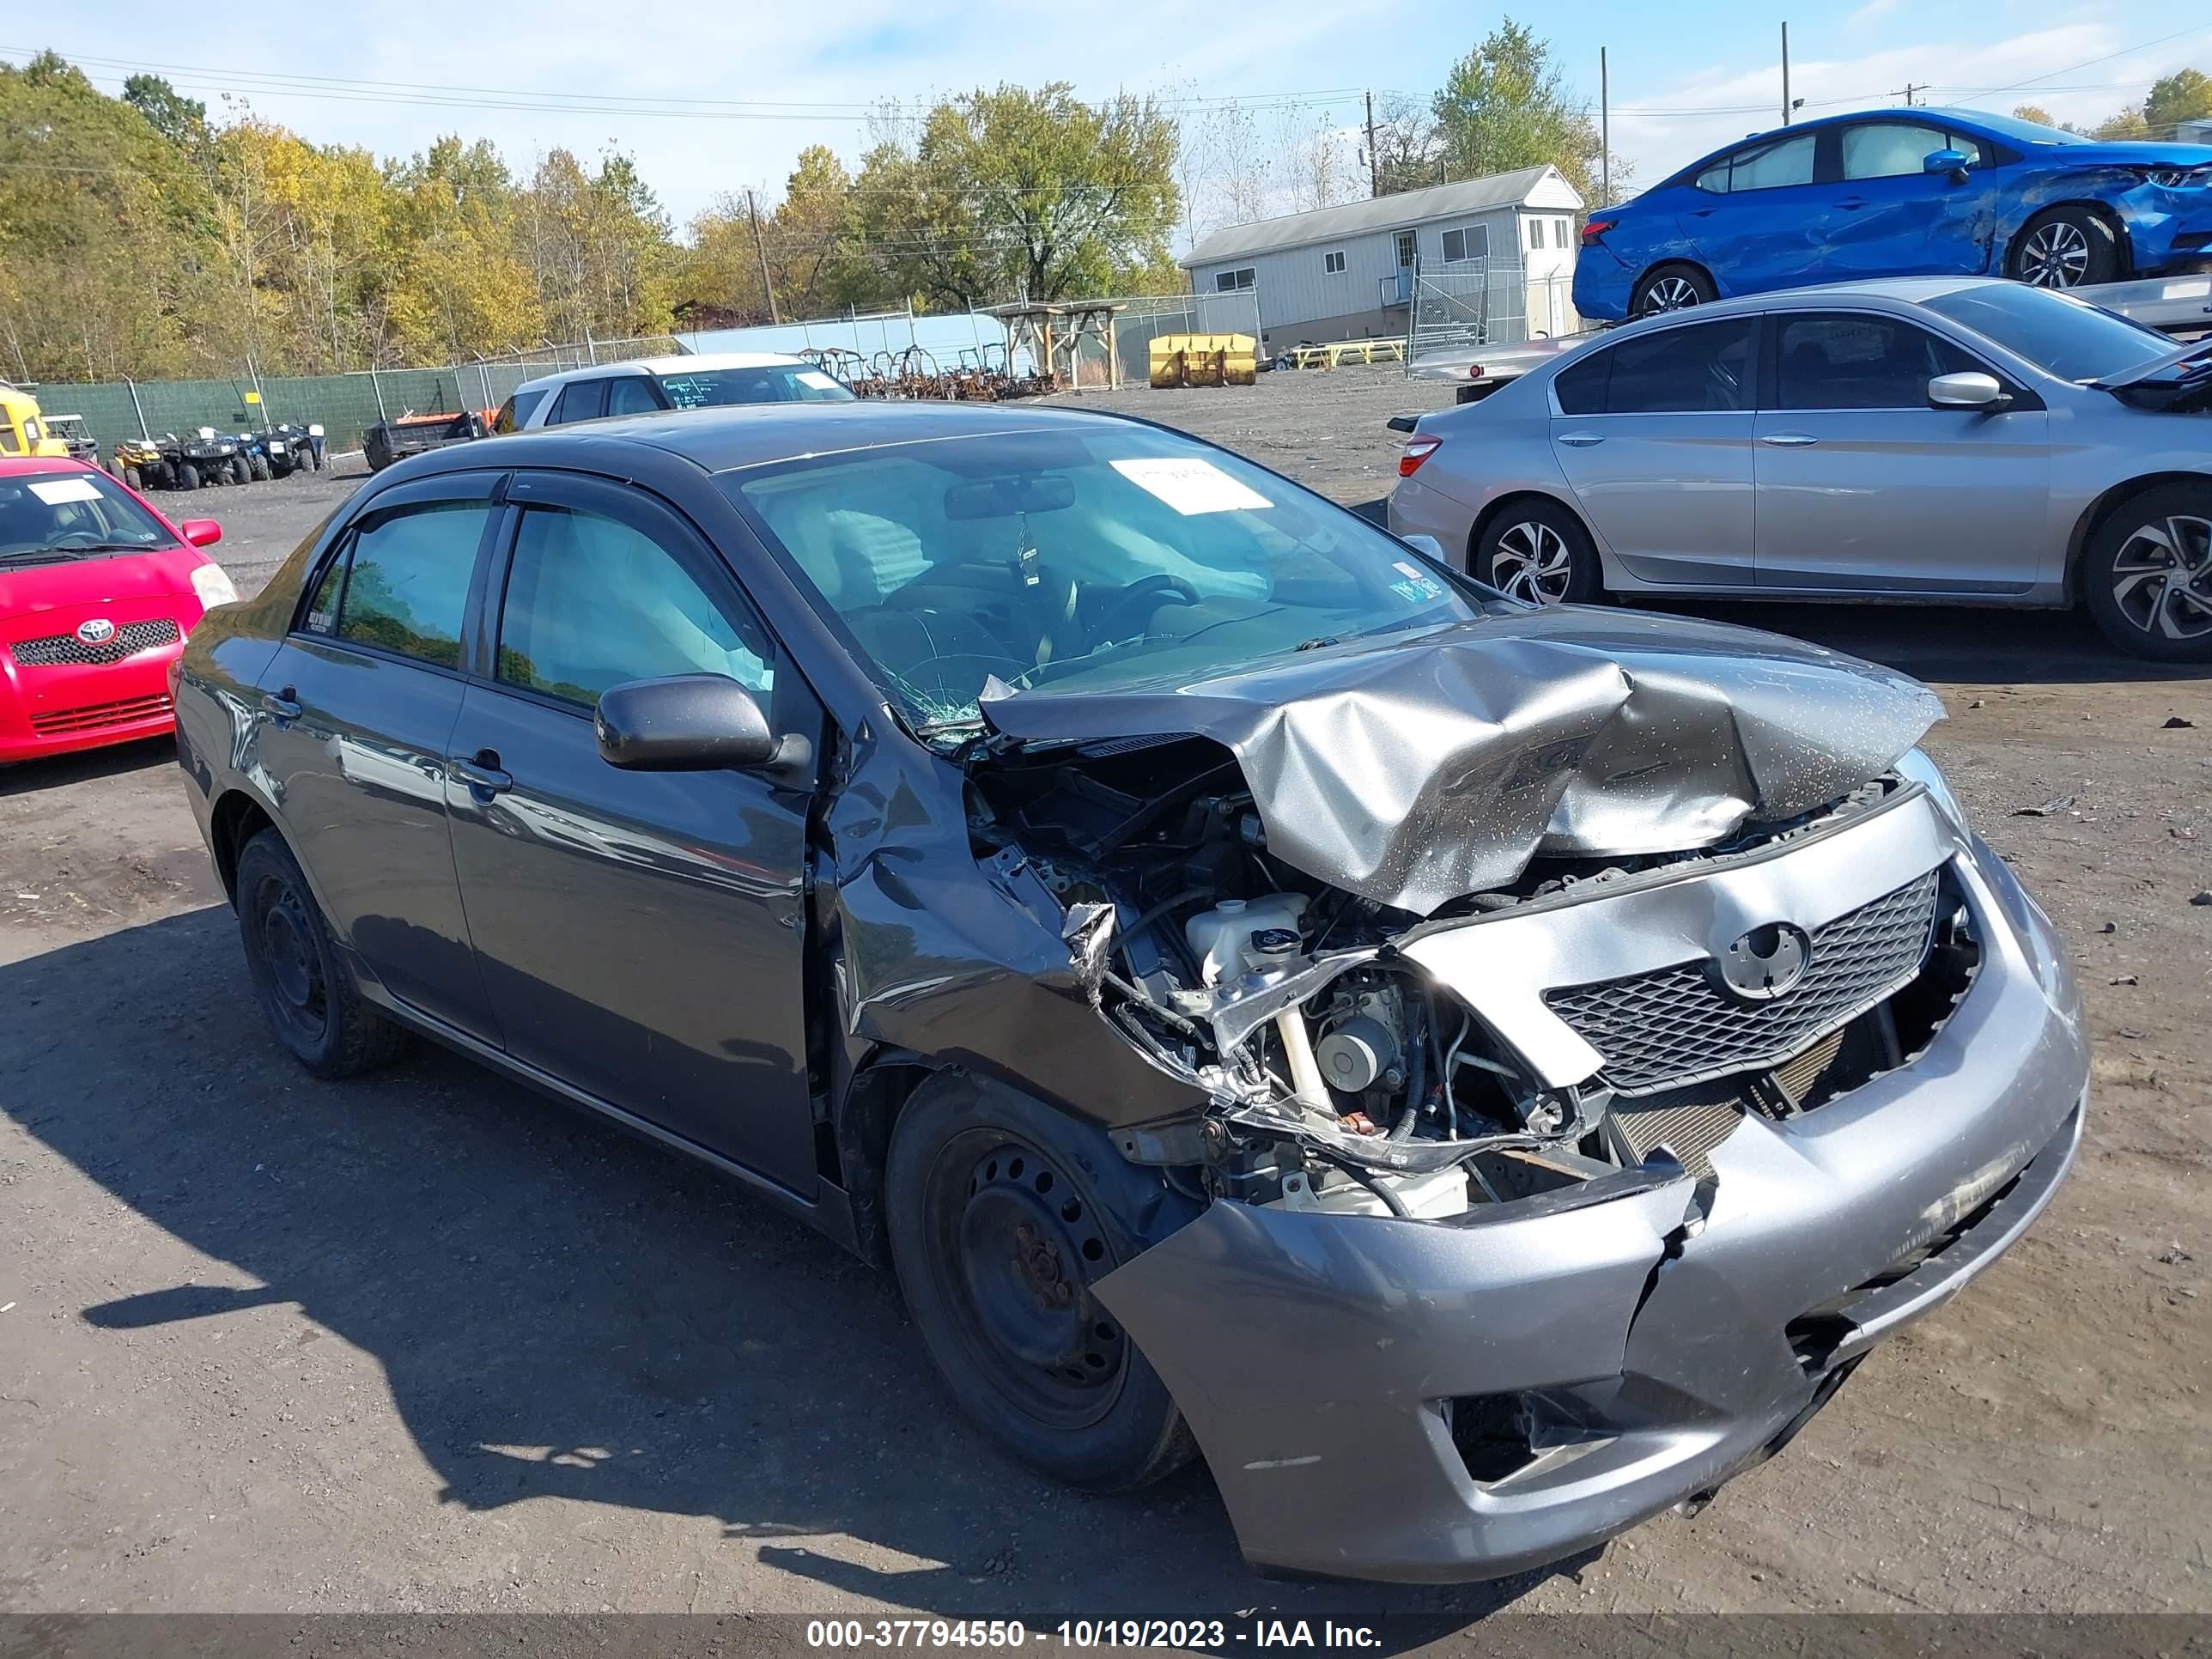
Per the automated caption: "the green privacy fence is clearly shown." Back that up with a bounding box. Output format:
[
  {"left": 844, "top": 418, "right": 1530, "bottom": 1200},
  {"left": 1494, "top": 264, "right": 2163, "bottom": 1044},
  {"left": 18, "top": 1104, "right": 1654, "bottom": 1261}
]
[
  {"left": 27, "top": 368, "right": 483, "bottom": 459},
  {"left": 29, "top": 337, "right": 684, "bottom": 460}
]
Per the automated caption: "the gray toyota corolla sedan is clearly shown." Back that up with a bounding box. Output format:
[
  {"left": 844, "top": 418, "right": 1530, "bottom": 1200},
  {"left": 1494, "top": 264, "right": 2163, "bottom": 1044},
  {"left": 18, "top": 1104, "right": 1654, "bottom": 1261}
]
[
  {"left": 1389, "top": 277, "right": 2212, "bottom": 660},
  {"left": 173, "top": 402, "right": 2087, "bottom": 1583}
]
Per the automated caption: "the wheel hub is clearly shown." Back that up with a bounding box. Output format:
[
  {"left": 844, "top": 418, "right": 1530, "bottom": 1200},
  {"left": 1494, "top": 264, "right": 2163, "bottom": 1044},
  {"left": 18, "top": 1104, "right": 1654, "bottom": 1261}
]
[
  {"left": 1492, "top": 521, "right": 1576, "bottom": 605},
  {"left": 254, "top": 879, "right": 327, "bottom": 1036},
  {"left": 2022, "top": 221, "right": 2090, "bottom": 288}
]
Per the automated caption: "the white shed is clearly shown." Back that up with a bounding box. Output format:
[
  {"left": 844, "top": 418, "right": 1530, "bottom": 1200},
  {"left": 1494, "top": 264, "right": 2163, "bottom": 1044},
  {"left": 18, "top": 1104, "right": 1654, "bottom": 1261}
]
[{"left": 1182, "top": 166, "right": 1584, "bottom": 349}]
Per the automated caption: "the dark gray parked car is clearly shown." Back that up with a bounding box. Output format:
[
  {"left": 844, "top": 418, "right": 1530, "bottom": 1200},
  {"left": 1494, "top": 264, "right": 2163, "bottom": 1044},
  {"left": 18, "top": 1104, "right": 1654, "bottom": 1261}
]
[{"left": 174, "top": 402, "right": 2087, "bottom": 1583}]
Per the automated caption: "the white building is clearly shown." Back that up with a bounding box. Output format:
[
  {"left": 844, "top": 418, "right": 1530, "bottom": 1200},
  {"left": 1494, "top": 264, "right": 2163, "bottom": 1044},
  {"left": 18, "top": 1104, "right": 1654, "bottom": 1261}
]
[{"left": 1181, "top": 166, "right": 1584, "bottom": 349}]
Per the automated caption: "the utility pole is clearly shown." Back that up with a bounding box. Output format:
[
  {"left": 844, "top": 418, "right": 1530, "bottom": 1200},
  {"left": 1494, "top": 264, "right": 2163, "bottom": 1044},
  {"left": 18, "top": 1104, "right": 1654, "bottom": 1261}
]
[
  {"left": 1893, "top": 82, "right": 1929, "bottom": 107},
  {"left": 1781, "top": 22, "right": 1791, "bottom": 125},
  {"left": 1364, "top": 89, "right": 1379, "bottom": 198},
  {"left": 1601, "top": 48, "right": 1610, "bottom": 203},
  {"left": 746, "top": 188, "right": 781, "bottom": 325}
]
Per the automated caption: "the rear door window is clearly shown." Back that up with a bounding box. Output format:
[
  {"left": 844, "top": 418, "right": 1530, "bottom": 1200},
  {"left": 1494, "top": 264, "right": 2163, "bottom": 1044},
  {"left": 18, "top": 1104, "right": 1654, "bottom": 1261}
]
[
  {"left": 548, "top": 380, "right": 607, "bottom": 425},
  {"left": 1728, "top": 133, "right": 1817, "bottom": 191},
  {"left": 1559, "top": 319, "right": 1757, "bottom": 416},
  {"left": 304, "top": 501, "right": 491, "bottom": 668},
  {"left": 603, "top": 376, "right": 665, "bottom": 417}
]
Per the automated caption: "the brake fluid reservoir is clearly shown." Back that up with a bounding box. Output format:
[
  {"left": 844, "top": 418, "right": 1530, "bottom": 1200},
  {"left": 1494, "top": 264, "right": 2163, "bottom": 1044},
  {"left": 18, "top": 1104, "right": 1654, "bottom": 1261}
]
[{"left": 1184, "top": 893, "right": 1309, "bottom": 986}]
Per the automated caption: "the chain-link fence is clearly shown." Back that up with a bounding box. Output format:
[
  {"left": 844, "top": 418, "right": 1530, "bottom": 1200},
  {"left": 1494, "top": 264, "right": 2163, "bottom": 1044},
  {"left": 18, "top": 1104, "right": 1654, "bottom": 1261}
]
[
  {"left": 1105, "top": 291, "right": 1262, "bottom": 386},
  {"left": 22, "top": 335, "right": 683, "bottom": 459},
  {"left": 1406, "top": 264, "right": 1578, "bottom": 366}
]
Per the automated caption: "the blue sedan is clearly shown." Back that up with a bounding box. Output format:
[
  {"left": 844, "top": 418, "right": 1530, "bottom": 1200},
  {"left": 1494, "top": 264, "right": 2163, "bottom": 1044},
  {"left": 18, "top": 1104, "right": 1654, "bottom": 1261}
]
[{"left": 1575, "top": 107, "right": 2212, "bottom": 320}]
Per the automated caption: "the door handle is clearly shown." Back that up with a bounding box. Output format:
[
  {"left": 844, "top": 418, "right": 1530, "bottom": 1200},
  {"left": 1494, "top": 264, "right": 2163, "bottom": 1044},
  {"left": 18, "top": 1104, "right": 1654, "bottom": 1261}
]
[
  {"left": 451, "top": 750, "right": 513, "bottom": 798},
  {"left": 1557, "top": 432, "right": 1606, "bottom": 448},
  {"left": 260, "top": 687, "right": 301, "bottom": 725},
  {"left": 1760, "top": 432, "right": 1820, "bottom": 447}
]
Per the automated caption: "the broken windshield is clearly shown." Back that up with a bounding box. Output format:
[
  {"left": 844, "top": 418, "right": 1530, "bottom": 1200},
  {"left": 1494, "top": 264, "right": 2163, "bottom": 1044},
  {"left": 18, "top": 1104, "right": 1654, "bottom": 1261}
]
[{"left": 720, "top": 425, "right": 1491, "bottom": 735}]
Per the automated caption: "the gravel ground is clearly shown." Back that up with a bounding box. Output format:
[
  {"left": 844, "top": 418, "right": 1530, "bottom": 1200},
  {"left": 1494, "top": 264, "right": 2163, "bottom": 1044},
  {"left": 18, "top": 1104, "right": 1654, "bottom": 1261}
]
[{"left": 2, "top": 388, "right": 2208, "bottom": 1620}]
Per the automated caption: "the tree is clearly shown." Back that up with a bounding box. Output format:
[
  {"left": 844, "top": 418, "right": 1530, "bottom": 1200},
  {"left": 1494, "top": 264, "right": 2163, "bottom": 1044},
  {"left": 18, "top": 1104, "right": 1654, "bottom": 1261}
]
[
  {"left": 769, "top": 146, "right": 895, "bottom": 316},
  {"left": 2010, "top": 104, "right": 2062, "bottom": 131},
  {"left": 2144, "top": 69, "right": 2212, "bottom": 138},
  {"left": 855, "top": 84, "right": 1180, "bottom": 309},
  {"left": 1425, "top": 20, "right": 1621, "bottom": 204},
  {"left": 121, "top": 73, "right": 205, "bottom": 149},
  {"left": 2093, "top": 107, "right": 2152, "bottom": 141},
  {"left": 1371, "top": 93, "right": 1443, "bottom": 196}
]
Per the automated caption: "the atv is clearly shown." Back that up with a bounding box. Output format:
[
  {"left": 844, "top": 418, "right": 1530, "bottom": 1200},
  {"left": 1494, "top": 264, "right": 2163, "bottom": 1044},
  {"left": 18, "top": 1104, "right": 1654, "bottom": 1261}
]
[
  {"left": 110, "top": 436, "right": 169, "bottom": 490},
  {"left": 176, "top": 427, "right": 250, "bottom": 489},
  {"left": 40, "top": 413, "right": 103, "bottom": 468},
  {"left": 261, "top": 422, "right": 321, "bottom": 477}
]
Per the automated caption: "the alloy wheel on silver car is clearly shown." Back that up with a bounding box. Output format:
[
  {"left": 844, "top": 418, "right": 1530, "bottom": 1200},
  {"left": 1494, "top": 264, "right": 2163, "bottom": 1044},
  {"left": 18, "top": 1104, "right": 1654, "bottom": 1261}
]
[
  {"left": 2108, "top": 514, "right": 2212, "bottom": 641},
  {"left": 1492, "top": 520, "right": 1577, "bottom": 605},
  {"left": 2019, "top": 220, "right": 2091, "bottom": 288},
  {"left": 1638, "top": 275, "right": 1704, "bottom": 314}
]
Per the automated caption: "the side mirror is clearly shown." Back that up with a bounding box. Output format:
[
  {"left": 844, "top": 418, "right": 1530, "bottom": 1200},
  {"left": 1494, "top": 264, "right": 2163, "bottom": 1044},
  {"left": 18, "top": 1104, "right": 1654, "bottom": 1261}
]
[
  {"left": 179, "top": 519, "right": 222, "bottom": 548},
  {"left": 1928, "top": 371, "right": 2007, "bottom": 410},
  {"left": 1923, "top": 149, "right": 1971, "bottom": 184},
  {"left": 595, "top": 673, "right": 810, "bottom": 778},
  {"left": 1400, "top": 532, "right": 1447, "bottom": 562}
]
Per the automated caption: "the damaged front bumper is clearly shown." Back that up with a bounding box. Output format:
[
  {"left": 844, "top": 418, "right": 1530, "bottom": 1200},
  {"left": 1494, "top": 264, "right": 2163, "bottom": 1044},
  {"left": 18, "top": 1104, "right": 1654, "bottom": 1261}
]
[{"left": 1092, "top": 827, "right": 2087, "bottom": 1583}]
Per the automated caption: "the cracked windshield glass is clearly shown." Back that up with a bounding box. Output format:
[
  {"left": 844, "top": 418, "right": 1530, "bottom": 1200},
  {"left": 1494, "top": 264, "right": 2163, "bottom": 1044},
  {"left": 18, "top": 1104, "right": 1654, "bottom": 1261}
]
[{"left": 725, "top": 426, "right": 1486, "bottom": 736}]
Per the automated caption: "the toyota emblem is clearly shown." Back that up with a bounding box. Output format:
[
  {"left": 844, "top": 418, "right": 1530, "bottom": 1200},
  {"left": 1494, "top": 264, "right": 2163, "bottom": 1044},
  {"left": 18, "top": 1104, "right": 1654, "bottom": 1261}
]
[
  {"left": 1711, "top": 922, "right": 1812, "bottom": 1002},
  {"left": 76, "top": 617, "right": 117, "bottom": 645}
]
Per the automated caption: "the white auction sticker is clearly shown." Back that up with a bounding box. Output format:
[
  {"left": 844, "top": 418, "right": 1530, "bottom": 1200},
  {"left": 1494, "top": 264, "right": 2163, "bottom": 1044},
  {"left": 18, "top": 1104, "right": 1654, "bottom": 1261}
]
[
  {"left": 797, "top": 370, "right": 842, "bottom": 391},
  {"left": 29, "top": 477, "right": 103, "bottom": 505},
  {"left": 1110, "top": 457, "right": 1273, "bottom": 515}
]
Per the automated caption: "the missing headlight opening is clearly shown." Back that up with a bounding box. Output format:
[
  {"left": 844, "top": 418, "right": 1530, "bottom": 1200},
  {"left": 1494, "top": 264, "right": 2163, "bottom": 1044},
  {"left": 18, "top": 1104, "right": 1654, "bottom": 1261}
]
[{"left": 967, "top": 720, "right": 1974, "bottom": 1221}]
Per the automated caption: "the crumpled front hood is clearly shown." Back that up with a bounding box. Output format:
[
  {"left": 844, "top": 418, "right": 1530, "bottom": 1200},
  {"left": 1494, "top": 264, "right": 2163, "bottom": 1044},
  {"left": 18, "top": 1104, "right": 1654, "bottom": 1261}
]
[{"left": 980, "top": 606, "right": 1943, "bottom": 915}]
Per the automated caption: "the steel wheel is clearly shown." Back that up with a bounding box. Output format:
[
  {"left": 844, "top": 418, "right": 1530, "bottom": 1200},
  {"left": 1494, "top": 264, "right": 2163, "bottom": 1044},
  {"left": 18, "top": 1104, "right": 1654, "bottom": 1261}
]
[
  {"left": 926, "top": 1129, "right": 1132, "bottom": 1431},
  {"left": 2019, "top": 219, "right": 2091, "bottom": 288},
  {"left": 249, "top": 871, "right": 330, "bottom": 1049},
  {"left": 2107, "top": 514, "right": 2212, "bottom": 641},
  {"left": 1492, "top": 519, "right": 1578, "bottom": 605},
  {"left": 1638, "top": 274, "right": 1704, "bottom": 314}
]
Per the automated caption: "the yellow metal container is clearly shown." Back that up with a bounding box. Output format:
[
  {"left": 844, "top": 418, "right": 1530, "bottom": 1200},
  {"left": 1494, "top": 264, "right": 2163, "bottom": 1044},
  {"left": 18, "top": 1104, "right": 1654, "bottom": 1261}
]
[
  {"left": 0, "top": 384, "right": 70, "bottom": 458},
  {"left": 1148, "top": 332, "right": 1257, "bottom": 388}
]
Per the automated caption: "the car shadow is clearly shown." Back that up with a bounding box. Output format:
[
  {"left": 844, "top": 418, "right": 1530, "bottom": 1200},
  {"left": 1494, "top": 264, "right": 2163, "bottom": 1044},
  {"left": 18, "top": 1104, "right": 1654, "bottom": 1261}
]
[
  {"left": 2, "top": 905, "right": 1571, "bottom": 1630},
  {"left": 0, "top": 735, "right": 177, "bottom": 796}
]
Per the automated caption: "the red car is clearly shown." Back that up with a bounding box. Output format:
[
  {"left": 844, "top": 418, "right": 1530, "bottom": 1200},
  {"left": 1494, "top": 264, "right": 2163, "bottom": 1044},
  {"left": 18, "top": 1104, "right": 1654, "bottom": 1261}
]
[{"left": 0, "top": 457, "right": 234, "bottom": 763}]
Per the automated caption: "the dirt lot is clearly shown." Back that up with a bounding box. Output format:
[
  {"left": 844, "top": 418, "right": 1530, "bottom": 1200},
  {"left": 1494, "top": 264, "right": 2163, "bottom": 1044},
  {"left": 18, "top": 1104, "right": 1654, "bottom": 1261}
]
[{"left": 3, "top": 381, "right": 2208, "bottom": 1621}]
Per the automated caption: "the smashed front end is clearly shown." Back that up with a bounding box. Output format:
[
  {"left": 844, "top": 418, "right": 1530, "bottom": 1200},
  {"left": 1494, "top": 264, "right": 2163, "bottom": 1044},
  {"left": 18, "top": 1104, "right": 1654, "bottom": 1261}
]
[{"left": 901, "top": 615, "right": 2085, "bottom": 1581}]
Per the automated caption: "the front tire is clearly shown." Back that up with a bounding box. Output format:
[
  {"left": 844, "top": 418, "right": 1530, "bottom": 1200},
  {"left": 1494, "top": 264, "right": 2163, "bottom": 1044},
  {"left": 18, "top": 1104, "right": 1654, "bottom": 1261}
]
[
  {"left": 2009, "top": 206, "right": 2121, "bottom": 289},
  {"left": 123, "top": 465, "right": 143, "bottom": 491},
  {"left": 1631, "top": 262, "right": 1716, "bottom": 316},
  {"left": 176, "top": 462, "right": 199, "bottom": 490},
  {"left": 2081, "top": 483, "right": 2212, "bottom": 660},
  {"left": 1475, "top": 498, "right": 1605, "bottom": 606},
  {"left": 234, "top": 829, "right": 407, "bottom": 1079},
  {"left": 885, "top": 1073, "right": 1198, "bottom": 1492}
]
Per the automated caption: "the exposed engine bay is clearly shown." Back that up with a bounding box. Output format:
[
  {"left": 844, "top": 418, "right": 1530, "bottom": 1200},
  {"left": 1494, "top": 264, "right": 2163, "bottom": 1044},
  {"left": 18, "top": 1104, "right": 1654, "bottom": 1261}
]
[{"left": 963, "top": 726, "right": 1983, "bottom": 1224}]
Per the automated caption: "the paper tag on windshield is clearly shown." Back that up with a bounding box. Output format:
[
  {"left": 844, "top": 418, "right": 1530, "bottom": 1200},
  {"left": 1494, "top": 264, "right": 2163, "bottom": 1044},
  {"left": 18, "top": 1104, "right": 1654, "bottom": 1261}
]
[
  {"left": 1111, "top": 457, "right": 1272, "bottom": 515},
  {"left": 797, "top": 370, "right": 841, "bottom": 391},
  {"left": 29, "top": 477, "right": 102, "bottom": 505},
  {"left": 1391, "top": 559, "right": 1444, "bottom": 604}
]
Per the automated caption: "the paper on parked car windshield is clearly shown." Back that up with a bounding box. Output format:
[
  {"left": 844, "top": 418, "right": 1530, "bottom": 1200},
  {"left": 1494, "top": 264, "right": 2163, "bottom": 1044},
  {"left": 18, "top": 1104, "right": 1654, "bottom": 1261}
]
[
  {"left": 29, "top": 477, "right": 103, "bottom": 505},
  {"left": 1111, "top": 457, "right": 1273, "bottom": 515},
  {"left": 797, "top": 371, "right": 842, "bottom": 391}
]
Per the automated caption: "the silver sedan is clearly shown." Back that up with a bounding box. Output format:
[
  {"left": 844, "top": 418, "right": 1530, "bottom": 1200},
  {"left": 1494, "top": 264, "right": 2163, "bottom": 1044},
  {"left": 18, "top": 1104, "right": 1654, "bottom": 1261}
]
[{"left": 1388, "top": 277, "right": 2212, "bottom": 660}]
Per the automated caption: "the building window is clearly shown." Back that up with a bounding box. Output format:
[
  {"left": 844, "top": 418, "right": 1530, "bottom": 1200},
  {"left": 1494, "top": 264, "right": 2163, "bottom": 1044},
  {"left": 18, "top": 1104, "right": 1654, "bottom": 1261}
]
[
  {"left": 1322, "top": 249, "right": 1346, "bottom": 274},
  {"left": 1439, "top": 225, "right": 1489, "bottom": 264},
  {"left": 1394, "top": 231, "right": 1416, "bottom": 269},
  {"left": 1556, "top": 217, "right": 1571, "bottom": 247},
  {"left": 1214, "top": 266, "right": 1255, "bottom": 293}
]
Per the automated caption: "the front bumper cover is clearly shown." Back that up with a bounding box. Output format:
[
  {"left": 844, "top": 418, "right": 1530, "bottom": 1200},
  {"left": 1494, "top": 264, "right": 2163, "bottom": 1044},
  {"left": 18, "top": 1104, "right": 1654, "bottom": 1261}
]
[{"left": 1093, "top": 830, "right": 2087, "bottom": 1583}]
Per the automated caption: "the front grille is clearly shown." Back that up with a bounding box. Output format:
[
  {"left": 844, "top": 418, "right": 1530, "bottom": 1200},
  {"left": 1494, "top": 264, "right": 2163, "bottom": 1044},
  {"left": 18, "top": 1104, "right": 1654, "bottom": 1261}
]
[
  {"left": 1545, "top": 869, "right": 1941, "bottom": 1097},
  {"left": 30, "top": 693, "right": 173, "bottom": 735},
  {"left": 1607, "top": 1077, "right": 1750, "bottom": 1177},
  {"left": 10, "top": 617, "right": 181, "bottom": 667}
]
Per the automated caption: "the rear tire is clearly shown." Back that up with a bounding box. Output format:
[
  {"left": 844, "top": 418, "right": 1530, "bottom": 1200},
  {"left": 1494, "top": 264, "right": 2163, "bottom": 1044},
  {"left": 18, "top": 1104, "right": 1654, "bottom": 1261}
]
[
  {"left": 1475, "top": 498, "right": 1606, "bottom": 606},
  {"left": 234, "top": 829, "right": 407, "bottom": 1079},
  {"left": 176, "top": 462, "right": 199, "bottom": 490},
  {"left": 2081, "top": 482, "right": 2212, "bottom": 661},
  {"left": 1631, "top": 262, "right": 1716, "bottom": 317},
  {"left": 249, "top": 453, "right": 271, "bottom": 482},
  {"left": 885, "top": 1073, "right": 1199, "bottom": 1492},
  {"left": 2008, "top": 206, "right": 2121, "bottom": 289},
  {"left": 124, "top": 465, "right": 143, "bottom": 491}
]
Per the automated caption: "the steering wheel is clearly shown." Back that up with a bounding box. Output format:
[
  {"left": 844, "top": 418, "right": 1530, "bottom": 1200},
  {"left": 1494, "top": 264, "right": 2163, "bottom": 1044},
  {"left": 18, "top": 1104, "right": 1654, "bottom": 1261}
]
[
  {"left": 1081, "top": 574, "right": 1201, "bottom": 651},
  {"left": 46, "top": 528, "right": 106, "bottom": 548}
]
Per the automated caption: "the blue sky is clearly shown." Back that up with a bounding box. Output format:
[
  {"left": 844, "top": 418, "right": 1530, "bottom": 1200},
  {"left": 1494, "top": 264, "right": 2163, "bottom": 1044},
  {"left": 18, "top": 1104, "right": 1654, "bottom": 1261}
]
[{"left": 9, "top": 1, "right": 2210, "bottom": 232}]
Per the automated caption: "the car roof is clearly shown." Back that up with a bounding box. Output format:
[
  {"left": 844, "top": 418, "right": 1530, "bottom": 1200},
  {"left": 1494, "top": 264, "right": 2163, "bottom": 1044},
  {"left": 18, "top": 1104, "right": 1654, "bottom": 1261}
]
[
  {"left": 401, "top": 398, "right": 1154, "bottom": 479},
  {"left": 1604, "top": 276, "right": 2007, "bottom": 331},
  {"left": 512, "top": 351, "right": 807, "bottom": 398},
  {"left": 0, "top": 455, "right": 93, "bottom": 476}
]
